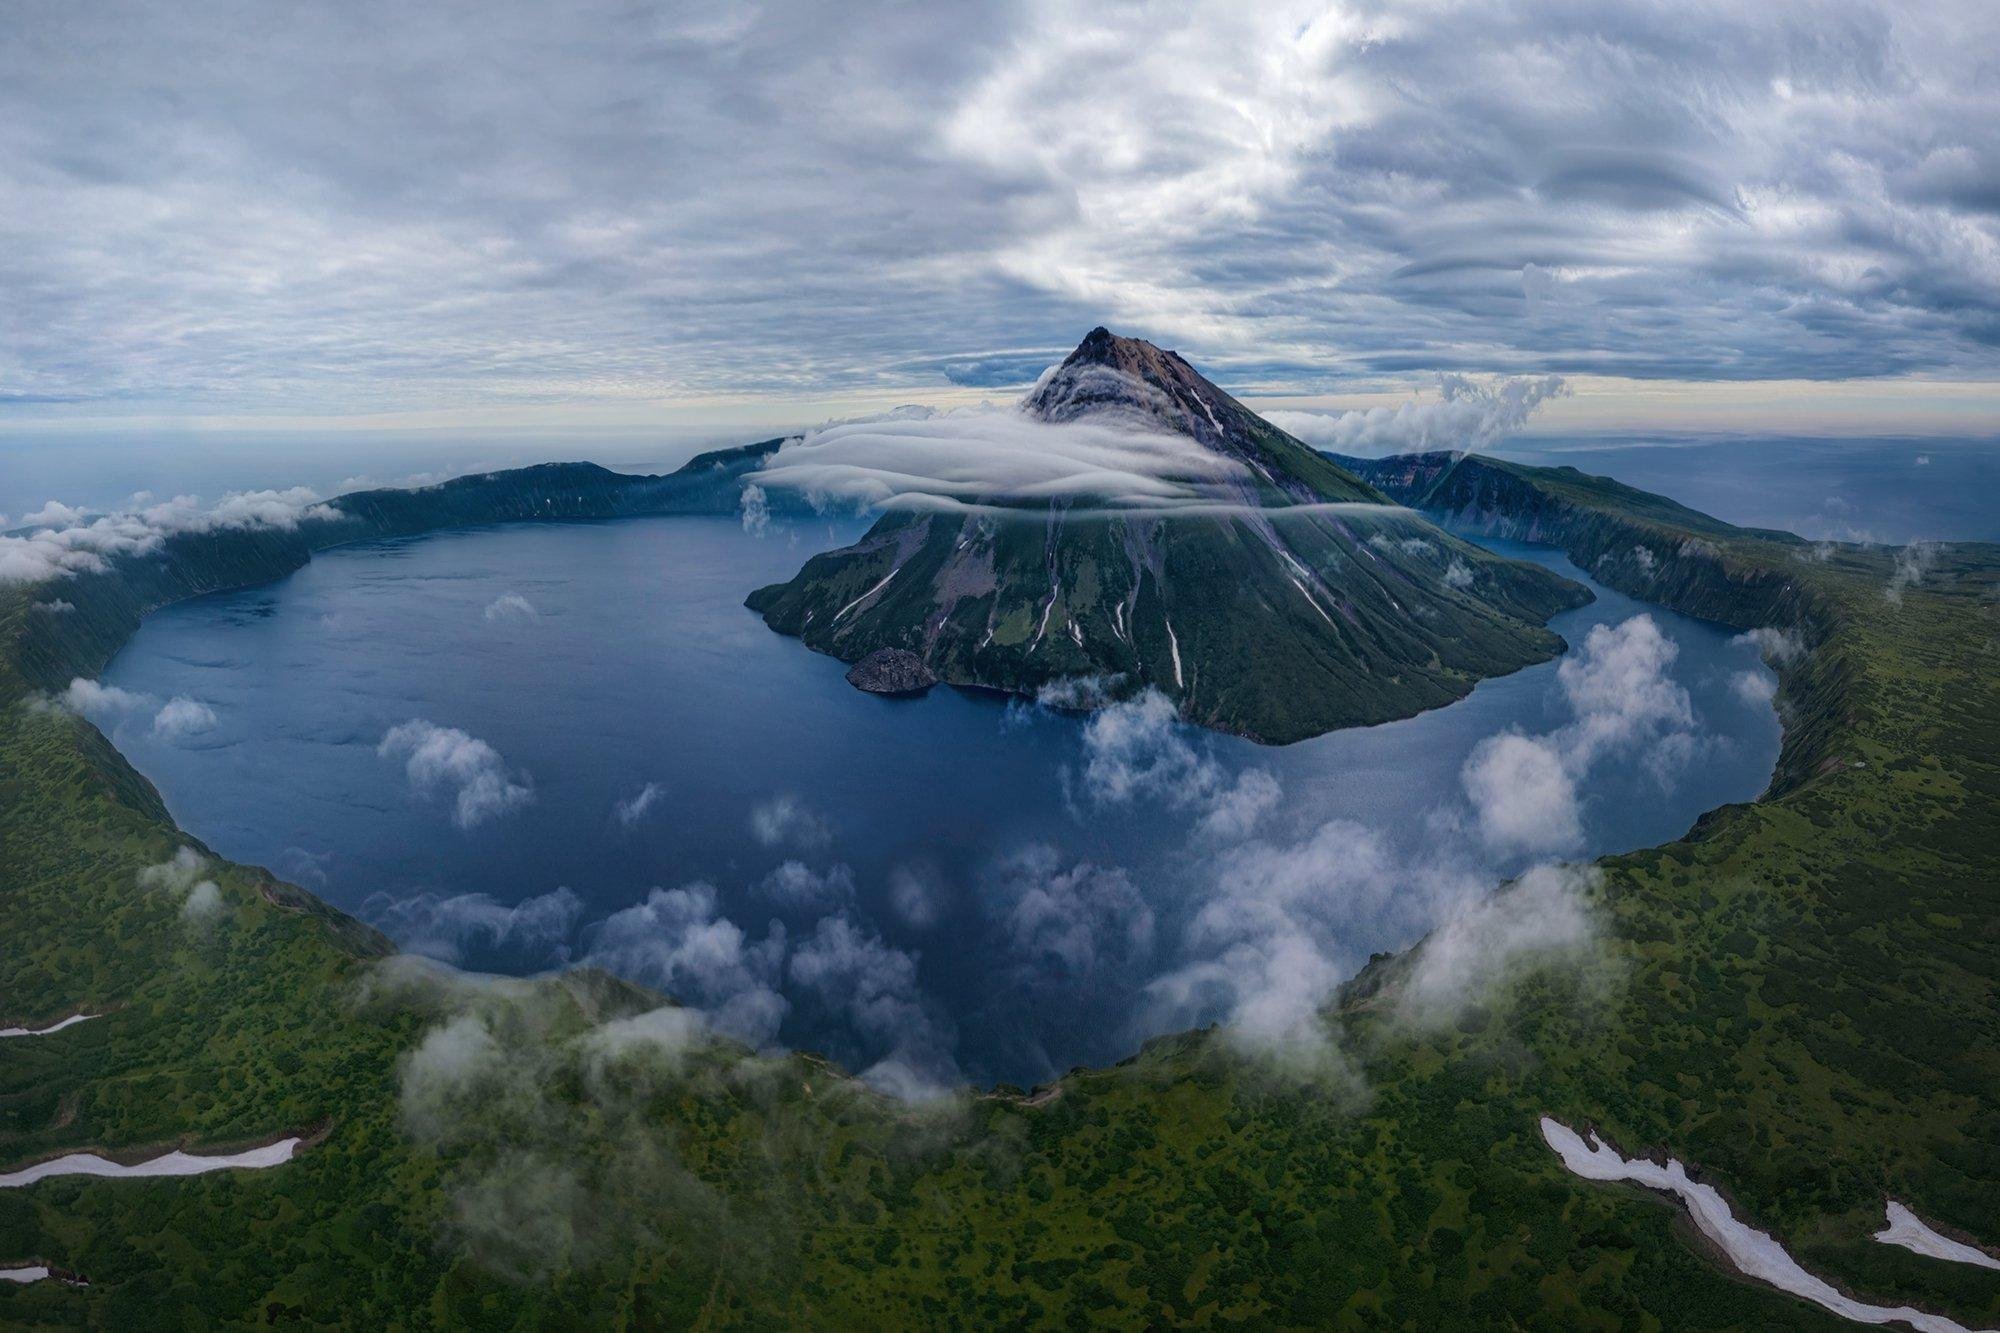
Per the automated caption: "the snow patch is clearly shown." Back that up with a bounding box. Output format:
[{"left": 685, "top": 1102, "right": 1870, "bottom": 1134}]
[
  {"left": 0, "top": 1013, "right": 95, "bottom": 1039},
  {"left": 1875, "top": 1202, "right": 2000, "bottom": 1272},
  {"left": 0, "top": 1138, "right": 300, "bottom": 1188},
  {"left": 1542, "top": 1118, "right": 1985, "bottom": 1333}
]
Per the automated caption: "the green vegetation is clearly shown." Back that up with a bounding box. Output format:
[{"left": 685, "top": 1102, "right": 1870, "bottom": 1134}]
[{"left": 3, "top": 452, "right": 1997, "bottom": 1327}]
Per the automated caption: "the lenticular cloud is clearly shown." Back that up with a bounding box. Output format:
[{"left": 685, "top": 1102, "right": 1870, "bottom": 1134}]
[{"left": 751, "top": 403, "right": 1246, "bottom": 514}]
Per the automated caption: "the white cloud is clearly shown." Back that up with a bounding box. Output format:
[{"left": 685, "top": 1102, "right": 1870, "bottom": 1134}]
[
  {"left": 34, "top": 598, "right": 76, "bottom": 613},
  {"left": 0, "top": 489, "right": 335, "bottom": 586},
  {"left": 1400, "top": 864, "right": 1602, "bottom": 1019},
  {"left": 181, "top": 880, "right": 225, "bottom": 925},
  {"left": 754, "top": 402, "right": 1247, "bottom": 515},
  {"left": 986, "top": 844, "right": 1153, "bottom": 978},
  {"left": 584, "top": 882, "right": 789, "bottom": 1046},
  {"left": 1884, "top": 539, "right": 1940, "bottom": 605},
  {"left": 482, "top": 592, "right": 537, "bottom": 622},
  {"left": 887, "top": 862, "right": 948, "bottom": 930},
  {"left": 1462, "top": 733, "right": 1581, "bottom": 854},
  {"left": 378, "top": 719, "right": 534, "bottom": 830},
  {"left": 738, "top": 482, "right": 771, "bottom": 536},
  {"left": 789, "top": 911, "right": 958, "bottom": 1097},
  {"left": 137, "top": 846, "right": 227, "bottom": 928},
  {"left": 138, "top": 846, "right": 208, "bottom": 894},
  {"left": 1731, "top": 670, "right": 1777, "bottom": 707},
  {"left": 364, "top": 886, "right": 584, "bottom": 966},
  {"left": 747, "top": 794, "right": 834, "bottom": 852},
  {"left": 1460, "top": 614, "right": 1698, "bottom": 852},
  {"left": 22, "top": 501, "right": 87, "bottom": 528},
  {"left": 612, "top": 781, "right": 666, "bottom": 827},
  {"left": 755, "top": 860, "right": 856, "bottom": 912},
  {"left": 1733, "top": 626, "right": 1804, "bottom": 666},
  {"left": 151, "top": 696, "right": 218, "bottom": 741},
  {"left": 1266, "top": 375, "right": 1570, "bottom": 458},
  {"left": 51, "top": 677, "right": 150, "bottom": 718},
  {"left": 1071, "top": 689, "right": 1279, "bottom": 838}
]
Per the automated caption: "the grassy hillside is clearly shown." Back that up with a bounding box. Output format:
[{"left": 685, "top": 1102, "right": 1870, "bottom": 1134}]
[{"left": 3, "top": 456, "right": 1997, "bottom": 1327}]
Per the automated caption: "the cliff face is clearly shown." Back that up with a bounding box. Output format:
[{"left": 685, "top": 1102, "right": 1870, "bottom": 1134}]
[
  {"left": 1333, "top": 450, "right": 1847, "bottom": 797},
  {"left": 747, "top": 332, "right": 1591, "bottom": 743}
]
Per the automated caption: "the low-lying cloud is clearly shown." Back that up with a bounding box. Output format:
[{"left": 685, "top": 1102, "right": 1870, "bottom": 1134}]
[
  {"left": 137, "top": 846, "right": 229, "bottom": 930},
  {"left": 1265, "top": 375, "right": 1569, "bottom": 459},
  {"left": 753, "top": 403, "right": 1248, "bottom": 515},
  {"left": 379, "top": 719, "right": 535, "bottom": 831},
  {"left": 1070, "top": 689, "right": 1280, "bottom": 839},
  {"left": 1462, "top": 615, "right": 1698, "bottom": 854},
  {"left": 0, "top": 489, "right": 336, "bottom": 586}
]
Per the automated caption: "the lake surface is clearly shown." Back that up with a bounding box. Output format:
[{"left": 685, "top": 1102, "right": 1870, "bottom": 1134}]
[{"left": 101, "top": 514, "right": 1780, "bottom": 1088}]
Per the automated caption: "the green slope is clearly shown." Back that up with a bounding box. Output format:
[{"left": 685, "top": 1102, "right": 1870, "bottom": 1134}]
[{"left": 2, "top": 455, "right": 1997, "bottom": 1328}]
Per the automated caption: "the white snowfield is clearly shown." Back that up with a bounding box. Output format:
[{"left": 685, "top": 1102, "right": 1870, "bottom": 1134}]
[
  {"left": 0, "top": 1013, "right": 95, "bottom": 1038},
  {"left": 1877, "top": 1203, "right": 2000, "bottom": 1272},
  {"left": 1, "top": 1266, "right": 51, "bottom": 1284},
  {"left": 0, "top": 1137, "right": 299, "bottom": 1189},
  {"left": 1539, "top": 1117, "right": 1993, "bottom": 1333}
]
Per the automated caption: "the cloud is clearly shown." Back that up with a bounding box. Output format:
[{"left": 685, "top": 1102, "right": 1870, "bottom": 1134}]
[
  {"left": 748, "top": 794, "right": 834, "bottom": 852},
  {"left": 1145, "top": 817, "right": 1475, "bottom": 1056},
  {"left": 151, "top": 695, "right": 218, "bottom": 741},
  {"left": 612, "top": 781, "right": 666, "bottom": 827},
  {"left": 738, "top": 483, "right": 771, "bottom": 536},
  {"left": 1733, "top": 626, "right": 1804, "bottom": 666},
  {"left": 3, "top": 1, "right": 2000, "bottom": 425},
  {"left": 181, "top": 880, "right": 225, "bottom": 925},
  {"left": 1555, "top": 615, "right": 1695, "bottom": 768},
  {"left": 364, "top": 886, "right": 584, "bottom": 966},
  {"left": 1460, "top": 614, "right": 1699, "bottom": 853},
  {"left": 1399, "top": 864, "right": 1602, "bottom": 1019},
  {"left": 986, "top": 844, "right": 1153, "bottom": 979},
  {"left": 482, "top": 592, "right": 538, "bottom": 622},
  {"left": 753, "top": 403, "right": 1247, "bottom": 514},
  {"left": 0, "top": 488, "right": 336, "bottom": 586},
  {"left": 1730, "top": 670, "right": 1777, "bottom": 707},
  {"left": 34, "top": 598, "right": 76, "bottom": 613},
  {"left": 51, "top": 676, "right": 150, "bottom": 718},
  {"left": 583, "top": 883, "right": 789, "bottom": 1047},
  {"left": 1443, "top": 559, "right": 1475, "bottom": 590},
  {"left": 1884, "top": 539, "right": 1940, "bottom": 605},
  {"left": 755, "top": 860, "right": 857, "bottom": 913},
  {"left": 1071, "top": 689, "right": 1280, "bottom": 838},
  {"left": 887, "top": 862, "right": 949, "bottom": 930},
  {"left": 1462, "top": 734, "right": 1581, "bottom": 854},
  {"left": 1266, "top": 375, "right": 1570, "bottom": 458},
  {"left": 138, "top": 846, "right": 227, "bottom": 928},
  {"left": 789, "top": 912, "right": 958, "bottom": 1097},
  {"left": 378, "top": 719, "right": 534, "bottom": 830},
  {"left": 138, "top": 846, "right": 208, "bottom": 894}
]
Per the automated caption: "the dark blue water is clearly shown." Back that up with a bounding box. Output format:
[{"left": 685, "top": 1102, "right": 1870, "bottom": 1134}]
[{"left": 100, "top": 515, "right": 1779, "bottom": 1088}]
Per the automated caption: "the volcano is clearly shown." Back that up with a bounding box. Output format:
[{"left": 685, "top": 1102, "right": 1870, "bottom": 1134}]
[{"left": 746, "top": 330, "right": 1589, "bottom": 742}]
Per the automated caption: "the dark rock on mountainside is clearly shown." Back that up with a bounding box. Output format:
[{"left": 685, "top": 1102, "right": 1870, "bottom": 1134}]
[
  {"left": 747, "top": 329, "right": 1592, "bottom": 743},
  {"left": 844, "top": 647, "right": 938, "bottom": 696}
]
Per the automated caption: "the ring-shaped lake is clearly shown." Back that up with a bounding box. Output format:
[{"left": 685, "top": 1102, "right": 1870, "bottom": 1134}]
[{"left": 100, "top": 514, "right": 1780, "bottom": 1088}]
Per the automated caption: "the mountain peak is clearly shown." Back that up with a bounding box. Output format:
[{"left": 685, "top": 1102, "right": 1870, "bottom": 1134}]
[{"left": 1022, "top": 327, "right": 1383, "bottom": 505}]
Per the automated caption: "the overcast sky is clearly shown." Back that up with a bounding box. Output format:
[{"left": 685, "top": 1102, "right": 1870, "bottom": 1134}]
[{"left": 3, "top": 0, "right": 1998, "bottom": 437}]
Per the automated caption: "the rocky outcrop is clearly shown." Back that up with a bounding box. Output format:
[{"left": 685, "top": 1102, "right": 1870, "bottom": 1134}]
[{"left": 844, "top": 648, "right": 937, "bottom": 696}]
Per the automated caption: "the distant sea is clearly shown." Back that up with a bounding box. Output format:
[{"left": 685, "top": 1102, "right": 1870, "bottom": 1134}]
[
  {"left": 1497, "top": 433, "right": 2000, "bottom": 544},
  {"left": 8, "top": 431, "right": 1996, "bottom": 545}
]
